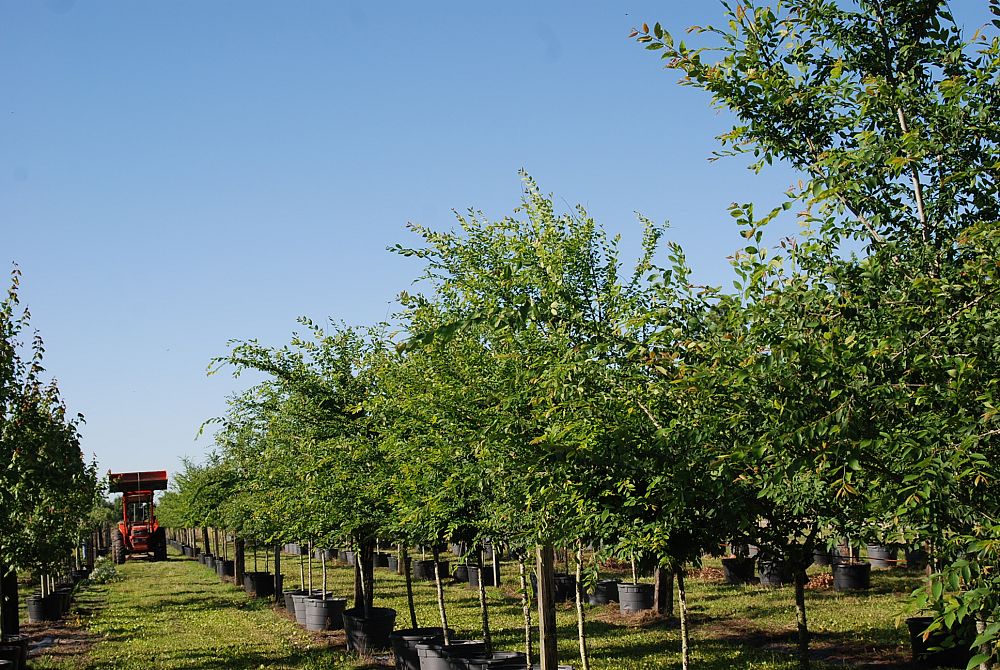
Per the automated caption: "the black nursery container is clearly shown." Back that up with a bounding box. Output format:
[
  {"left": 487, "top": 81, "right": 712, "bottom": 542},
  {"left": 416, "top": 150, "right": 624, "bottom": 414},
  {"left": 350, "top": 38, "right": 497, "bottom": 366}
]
[
  {"left": 832, "top": 562, "right": 871, "bottom": 591},
  {"left": 243, "top": 571, "right": 275, "bottom": 598},
  {"left": 343, "top": 607, "right": 397, "bottom": 653},
  {"left": 721, "top": 556, "right": 756, "bottom": 585},
  {"left": 587, "top": 579, "right": 620, "bottom": 605},
  {"left": 414, "top": 639, "right": 487, "bottom": 670},
  {"left": 617, "top": 583, "right": 654, "bottom": 614},
  {"left": 457, "top": 651, "right": 529, "bottom": 670},
  {"left": 373, "top": 552, "right": 390, "bottom": 568},
  {"left": 469, "top": 565, "right": 499, "bottom": 589},
  {"left": 388, "top": 627, "right": 455, "bottom": 670},
  {"left": 413, "top": 559, "right": 449, "bottom": 582},
  {"left": 866, "top": 545, "right": 897, "bottom": 569},
  {"left": 304, "top": 597, "right": 347, "bottom": 631},
  {"left": 758, "top": 559, "right": 795, "bottom": 587}
]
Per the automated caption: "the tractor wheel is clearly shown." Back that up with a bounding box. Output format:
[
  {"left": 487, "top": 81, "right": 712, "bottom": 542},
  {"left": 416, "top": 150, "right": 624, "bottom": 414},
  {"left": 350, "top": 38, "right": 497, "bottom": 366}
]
[
  {"left": 151, "top": 528, "right": 167, "bottom": 562},
  {"left": 111, "top": 530, "right": 126, "bottom": 565}
]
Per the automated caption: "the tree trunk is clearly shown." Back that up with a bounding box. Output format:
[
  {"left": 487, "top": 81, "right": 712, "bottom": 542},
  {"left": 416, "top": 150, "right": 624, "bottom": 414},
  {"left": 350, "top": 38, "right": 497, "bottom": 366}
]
[
  {"left": 397, "top": 543, "right": 406, "bottom": 576},
  {"left": 574, "top": 542, "right": 590, "bottom": 670},
  {"left": 308, "top": 541, "right": 314, "bottom": 594},
  {"left": 214, "top": 528, "right": 220, "bottom": 557},
  {"left": 677, "top": 568, "right": 690, "bottom": 670},
  {"left": 353, "top": 542, "right": 364, "bottom": 610},
  {"left": 433, "top": 548, "right": 451, "bottom": 645},
  {"left": 794, "top": 565, "right": 810, "bottom": 670},
  {"left": 476, "top": 547, "right": 493, "bottom": 654},
  {"left": 322, "top": 549, "right": 328, "bottom": 598},
  {"left": 976, "top": 617, "right": 990, "bottom": 670},
  {"left": 273, "top": 546, "right": 282, "bottom": 602},
  {"left": 360, "top": 540, "right": 376, "bottom": 616},
  {"left": 654, "top": 565, "right": 674, "bottom": 616},
  {"left": 492, "top": 543, "right": 501, "bottom": 586},
  {"left": 202, "top": 527, "right": 210, "bottom": 555},
  {"left": 234, "top": 536, "right": 246, "bottom": 587},
  {"left": 1, "top": 562, "right": 20, "bottom": 638},
  {"left": 403, "top": 546, "right": 417, "bottom": 629},
  {"left": 536, "top": 544, "right": 557, "bottom": 670},
  {"left": 298, "top": 545, "right": 305, "bottom": 590},
  {"left": 518, "top": 556, "right": 533, "bottom": 667}
]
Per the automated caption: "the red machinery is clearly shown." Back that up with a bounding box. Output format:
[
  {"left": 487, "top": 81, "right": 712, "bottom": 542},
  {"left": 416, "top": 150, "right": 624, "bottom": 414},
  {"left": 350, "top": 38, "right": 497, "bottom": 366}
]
[{"left": 108, "top": 470, "right": 168, "bottom": 563}]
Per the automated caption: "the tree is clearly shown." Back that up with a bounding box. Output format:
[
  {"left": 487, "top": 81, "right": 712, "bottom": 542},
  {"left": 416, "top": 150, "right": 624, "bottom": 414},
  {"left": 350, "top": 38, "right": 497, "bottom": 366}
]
[{"left": 635, "top": 1, "right": 1000, "bottom": 666}]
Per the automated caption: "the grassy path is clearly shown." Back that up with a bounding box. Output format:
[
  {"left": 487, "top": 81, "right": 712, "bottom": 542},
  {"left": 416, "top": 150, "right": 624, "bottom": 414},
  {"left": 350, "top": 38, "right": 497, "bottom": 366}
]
[
  {"left": 37, "top": 554, "right": 342, "bottom": 670},
  {"left": 28, "top": 548, "right": 921, "bottom": 669}
]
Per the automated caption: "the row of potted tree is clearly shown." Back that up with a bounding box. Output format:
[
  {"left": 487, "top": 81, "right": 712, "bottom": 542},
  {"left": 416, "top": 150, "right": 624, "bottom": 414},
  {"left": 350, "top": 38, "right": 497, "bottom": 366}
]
[
  {"left": 0, "top": 268, "right": 104, "bottom": 669},
  {"left": 166, "top": 2, "right": 998, "bottom": 669}
]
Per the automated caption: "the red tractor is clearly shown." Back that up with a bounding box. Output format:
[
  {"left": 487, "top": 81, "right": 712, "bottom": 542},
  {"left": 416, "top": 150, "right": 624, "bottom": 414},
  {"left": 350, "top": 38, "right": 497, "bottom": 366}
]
[{"left": 108, "top": 470, "right": 168, "bottom": 563}]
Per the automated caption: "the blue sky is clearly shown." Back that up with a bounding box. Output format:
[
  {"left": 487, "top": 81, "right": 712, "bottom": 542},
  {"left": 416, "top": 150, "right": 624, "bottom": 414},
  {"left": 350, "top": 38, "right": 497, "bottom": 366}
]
[{"left": 2, "top": 1, "right": 992, "bottom": 477}]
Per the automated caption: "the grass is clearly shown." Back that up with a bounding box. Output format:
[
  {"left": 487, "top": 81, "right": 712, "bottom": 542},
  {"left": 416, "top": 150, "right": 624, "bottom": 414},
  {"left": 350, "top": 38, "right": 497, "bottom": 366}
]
[{"left": 26, "top": 546, "right": 930, "bottom": 670}]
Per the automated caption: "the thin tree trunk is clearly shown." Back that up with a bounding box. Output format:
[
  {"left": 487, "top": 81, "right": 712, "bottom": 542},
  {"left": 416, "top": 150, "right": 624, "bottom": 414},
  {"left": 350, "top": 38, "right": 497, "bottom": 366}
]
[
  {"left": 574, "top": 541, "right": 590, "bottom": 670},
  {"left": 492, "top": 543, "right": 501, "bottom": 586},
  {"left": 273, "top": 546, "right": 281, "bottom": 602},
  {"left": 477, "top": 547, "right": 493, "bottom": 654},
  {"left": 976, "top": 617, "right": 990, "bottom": 670},
  {"left": 793, "top": 566, "right": 810, "bottom": 670},
  {"left": 518, "top": 556, "right": 533, "bottom": 667},
  {"left": 354, "top": 541, "right": 365, "bottom": 610},
  {"left": 397, "top": 543, "right": 406, "bottom": 576},
  {"left": 677, "top": 568, "right": 691, "bottom": 670},
  {"left": 403, "top": 546, "right": 417, "bottom": 628},
  {"left": 536, "top": 544, "right": 557, "bottom": 670},
  {"left": 308, "top": 541, "right": 314, "bottom": 594},
  {"left": 433, "top": 548, "right": 451, "bottom": 645},
  {"left": 298, "top": 546, "right": 305, "bottom": 590},
  {"left": 202, "top": 527, "right": 210, "bottom": 555},
  {"left": 253, "top": 542, "right": 258, "bottom": 571},
  {"left": 631, "top": 554, "right": 638, "bottom": 585},
  {"left": 322, "top": 550, "right": 328, "bottom": 598}
]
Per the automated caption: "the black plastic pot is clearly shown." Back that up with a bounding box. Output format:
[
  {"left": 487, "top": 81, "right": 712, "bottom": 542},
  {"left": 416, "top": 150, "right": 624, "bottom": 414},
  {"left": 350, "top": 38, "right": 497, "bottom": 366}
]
[
  {"left": 866, "top": 545, "right": 897, "bottom": 569},
  {"left": 343, "top": 607, "right": 397, "bottom": 654},
  {"left": 617, "top": 583, "right": 654, "bottom": 614},
  {"left": 832, "top": 562, "right": 871, "bottom": 591},
  {"left": 906, "top": 616, "right": 974, "bottom": 668},
  {"left": 387, "top": 555, "right": 400, "bottom": 572},
  {"left": 54, "top": 588, "right": 72, "bottom": 616},
  {"left": 243, "top": 571, "right": 275, "bottom": 598},
  {"left": 26, "top": 595, "right": 47, "bottom": 624},
  {"left": 905, "top": 547, "right": 929, "bottom": 571},
  {"left": 587, "top": 579, "right": 620, "bottom": 605},
  {"left": 0, "top": 645, "right": 21, "bottom": 670},
  {"left": 283, "top": 588, "right": 306, "bottom": 615},
  {"left": 388, "top": 627, "right": 455, "bottom": 670},
  {"left": 469, "top": 565, "right": 498, "bottom": 589},
  {"left": 721, "top": 556, "right": 757, "bottom": 585},
  {"left": 217, "top": 559, "right": 235, "bottom": 579},
  {"left": 553, "top": 573, "right": 576, "bottom": 602},
  {"left": 457, "top": 651, "right": 529, "bottom": 670},
  {"left": 453, "top": 565, "right": 469, "bottom": 583},
  {"left": 0, "top": 635, "right": 28, "bottom": 670},
  {"left": 305, "top": 597, "right": 347, "bottom": 631},
  {"left": 291, "top": 594, "right": 315, "bottom": 627},
  {"left": 373, "top": 552, "right": 390, "bottom": 568},
  {"left": 413, "top": 559, "right": 449, "bottom": 581},
  {"left": 758, "top": 560, "right": 795, "bottom": 587},
  {"left": 415, "top": 639, "right": 487, "bottom": 670},
  {"left": 343, "top": 550, "right": 356, "bottom": 566}
]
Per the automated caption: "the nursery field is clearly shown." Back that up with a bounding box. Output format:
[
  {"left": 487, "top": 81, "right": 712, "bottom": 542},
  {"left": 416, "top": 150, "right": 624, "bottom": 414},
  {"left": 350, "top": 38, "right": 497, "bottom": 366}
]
[{"left": 26, "top": 548, "right": 927, "bottom": 670}]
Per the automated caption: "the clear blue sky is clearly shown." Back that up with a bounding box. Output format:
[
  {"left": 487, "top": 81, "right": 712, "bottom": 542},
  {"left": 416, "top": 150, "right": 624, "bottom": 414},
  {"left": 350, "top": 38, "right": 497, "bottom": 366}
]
[{"left": 2, "top": 1, "right": 992, "bottom": 477}]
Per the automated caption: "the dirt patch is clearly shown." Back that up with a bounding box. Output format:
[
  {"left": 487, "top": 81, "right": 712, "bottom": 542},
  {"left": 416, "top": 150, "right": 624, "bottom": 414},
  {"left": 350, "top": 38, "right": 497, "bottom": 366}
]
[
  {"left": 21, "top": 615, "right": 94, "bottom": 667},
  {"left": 593, "top": 604, "right": 673, "bottom": 629},
  {"left": 689, "top": 566, "right": 726, "bottom": 582},
  {"left": 699, "top": 617, "right": 910, "bottom": 668}
]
